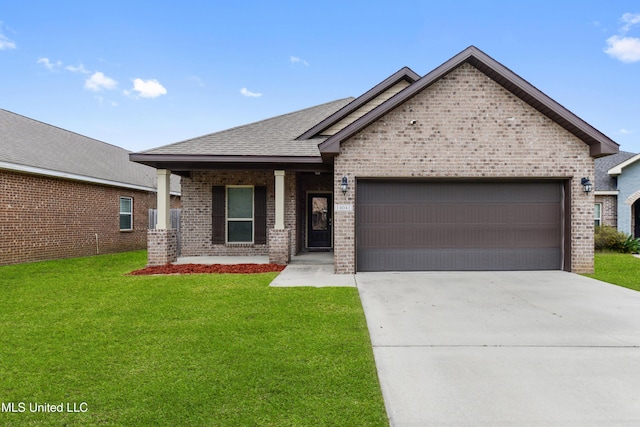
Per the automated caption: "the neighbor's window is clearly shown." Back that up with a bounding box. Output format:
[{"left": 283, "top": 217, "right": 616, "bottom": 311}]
[
  {"left": 227, "top": 187, "right": 253, "bottom": 242},
  {"left": 594, "top": 203, "right": 602, "bottom": 227},
  {"left": 120, "top": 197, "right": 133, "bottom": 231}
]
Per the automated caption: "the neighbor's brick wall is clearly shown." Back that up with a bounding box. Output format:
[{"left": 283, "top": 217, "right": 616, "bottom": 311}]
[
  {"left": 334, "top": 63, "right": 595, "bottom": 274},
  {"left": 180, "top": 170, "right": 296, "bottom": 257},
  {"left": 595, "top": 195, "right": 617, "bottom": 228},
  {"left": 0, "top": 170, "right": 158, "bottom": 266}
]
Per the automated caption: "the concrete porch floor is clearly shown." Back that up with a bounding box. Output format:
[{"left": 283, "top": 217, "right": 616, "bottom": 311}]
[
  {"left": 174, "top": 251, "right": 334, "bottom": 265},
  {"left": 174, "top": 251, "right": 355, "bottom": 287}
]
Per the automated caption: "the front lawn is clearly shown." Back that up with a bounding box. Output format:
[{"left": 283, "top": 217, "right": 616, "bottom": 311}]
[
  {"left": 584, "top": 252, "right": 640, "bottom": 292},
  {"left": 0, "top": 251, "right": 387, "bottom": 426}
]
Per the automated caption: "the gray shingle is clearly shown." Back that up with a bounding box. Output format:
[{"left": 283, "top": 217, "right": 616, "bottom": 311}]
[
  {"left": 141, "top": 98, "right": 355, "bottom": 157},
  {"left": 594, "top": 151, "right": 637, "bottom": 191},
  {"left": 0, "top": 109, "right": 179, "bottom": 192}
]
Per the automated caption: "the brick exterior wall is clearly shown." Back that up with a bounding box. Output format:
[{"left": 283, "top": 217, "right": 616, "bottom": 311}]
[
  {"left": 268, "top": 229, "right": 291, "bottom": 264},
  {"left": 180, "top": 170, "right": 296, "bottom": 258},
  {"left": 0, "top": 170, "right": 166, "bottom": 266},
  {"left": 595, "top": 195, "right": 617, "bottom": 228},
  {"left": 147, "top": 229, "right": 178, "bottom": 266},
  {"left": 333, "top": 63, "right": 595, "bottom": 274}
]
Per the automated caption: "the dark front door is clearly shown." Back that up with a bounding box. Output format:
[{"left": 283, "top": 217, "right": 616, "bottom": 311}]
[{"left": 308, "top": 194, "right": 332, "bottom": 248}]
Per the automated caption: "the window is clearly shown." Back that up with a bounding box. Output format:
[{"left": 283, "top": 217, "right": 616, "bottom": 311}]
[
  {"left": 227, "top": 187, "right": 253, "bottom": 242},
  {"left": 120, "top": 197, "right": 133, "bottom": 231},
  {"left": 594, "top": 203, "right": 602, "bottom": 227}
]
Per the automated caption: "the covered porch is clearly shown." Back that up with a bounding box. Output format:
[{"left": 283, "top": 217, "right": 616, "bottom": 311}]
[{"left": 146, "top": 167, "right": 336, "bottom": 267}]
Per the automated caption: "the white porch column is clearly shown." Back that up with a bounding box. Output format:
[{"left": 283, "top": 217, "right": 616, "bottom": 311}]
[
  {"left": 274, "top": 170, "right": 285, "bottom": 230},
  {"left": 156, "top": 169, "right": 172, "bottom": 230}
]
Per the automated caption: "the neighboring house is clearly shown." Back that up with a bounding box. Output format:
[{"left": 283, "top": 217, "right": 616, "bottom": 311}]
[
  {"left": 131, "top": 46, "right": 618, "bottom": 274},
  {"left": 0, "top": 109, "right": 181, "bottom": 266},
  {"left": 595, "top": 151, "right": 640, "bottom": 237}
]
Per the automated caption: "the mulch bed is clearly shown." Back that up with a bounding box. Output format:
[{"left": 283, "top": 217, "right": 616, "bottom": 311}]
[{"left": 127, "top": 263, "right": 287, "bottom": 276}]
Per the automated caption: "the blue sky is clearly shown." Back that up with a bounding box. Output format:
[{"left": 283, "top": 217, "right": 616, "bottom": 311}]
[{"left": 1, "top": 1, "right": 639, "bottom": 153}]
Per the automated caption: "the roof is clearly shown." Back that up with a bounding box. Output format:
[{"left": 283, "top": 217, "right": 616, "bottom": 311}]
[
  {"left": 319, "top": 46, "right": 619, "bottom": 159},
  {"left": 0, "top": 109, "right": 180, "bottom": 193},
  {"left": 131, "top": 46, "right": 619, "bottom": 172},
  {"left": 594, "top": 151, "right": 637, "bottom": 191}
]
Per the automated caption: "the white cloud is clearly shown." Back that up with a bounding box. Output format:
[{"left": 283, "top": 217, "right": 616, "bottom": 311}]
[
  {"left": 37, "top": 57, "right": 62, "bottom": 71},
  {"left": 0, "top": 22, "right": 16, "bottom": 50},
  {"left": 66, "top": 63, "right": 89, "bottom": 74},
  {"left": 604, "top": 35, "right": 640, "bottom": 63},
  {"left": 0, "top": 33, "right": 15, "bottom": 50},
  {"left": 129, "top": 78, "right": 167, "bottom": 98},
  {"left": 240, "top": 87, "right": 262, "bottom": 98},
  {"left": 619, "top": 128, "right": 634, "bottom": 135},
  {"left": 85, "top": 71, "right": 118, "bottom": 91},
  {"left": 621, "top": 13, "right": 640, "bottom": 33},
  {"left": 290, "top": 55, "right": 309, "bottom": 66},
  {"left": 605, "top": 13, "right": 640, "bottom": 63}
]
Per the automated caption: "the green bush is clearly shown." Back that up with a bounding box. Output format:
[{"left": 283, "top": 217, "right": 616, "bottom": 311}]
[{"left": 594, "top": 226, "right": 640, "bottom": 253}]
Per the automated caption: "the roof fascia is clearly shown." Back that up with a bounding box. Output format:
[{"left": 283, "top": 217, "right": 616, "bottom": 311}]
[
  {"left": 608, "top": 153, "right": 640, "bottom": 176},
  {"left": 319, "top": 46, "right": 619, "bottom": 158},
  {"left": 296, "top": 67, "right": 420, "bottom": 141},
  {"left": 129, "top": 153, "right": 331, "bottom": 173},
  {"left": 0, "top": 160, "right": 160, "bottom": 193}
]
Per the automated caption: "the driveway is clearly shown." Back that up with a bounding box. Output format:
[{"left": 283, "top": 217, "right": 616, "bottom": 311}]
[{"left": 356, "top": 271, "right": 640, "bottom": 426}]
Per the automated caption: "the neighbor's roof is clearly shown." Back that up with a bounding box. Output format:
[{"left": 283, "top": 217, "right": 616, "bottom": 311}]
[
  {"left": 0, "top": 109, "right": 180, "bottom": 193},
  {"left": 594, "top": 151, "right": 637, "bottom": 191}
]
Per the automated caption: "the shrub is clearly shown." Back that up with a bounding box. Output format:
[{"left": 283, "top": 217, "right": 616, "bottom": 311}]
[{"left": 594, "top": 226, "right": 640, "bottom": 253}]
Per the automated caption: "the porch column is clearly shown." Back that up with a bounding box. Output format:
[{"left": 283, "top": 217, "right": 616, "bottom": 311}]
[
  {"left": 156, "top": 169, "right": 171, "bottom": 230},
  {"left": 148, "top": 169, "right": 177, "bottom": 266},
  {"left": 274, "top": 170, "right": 285, "bottom": 229},
  {"left": 270, "top": 170, "right": 290, "bottom": 264}
]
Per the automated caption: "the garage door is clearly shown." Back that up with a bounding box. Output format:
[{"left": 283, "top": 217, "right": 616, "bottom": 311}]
[{"left": 356, "top": 180, "right": 563, "bottom": 271}]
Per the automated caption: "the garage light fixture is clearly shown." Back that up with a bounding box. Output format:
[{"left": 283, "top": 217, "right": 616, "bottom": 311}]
[
  {"left": 581, "top": 177, "right": 593, "bottom": 193},
  {"left": 341, "top": 176, "right": 349, "bottom": 195}
]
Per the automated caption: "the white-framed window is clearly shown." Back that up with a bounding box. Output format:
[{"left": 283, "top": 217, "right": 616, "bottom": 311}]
[
  {"left": 594, "top": 203, "right": 602, "bottom": 227},
  {"left": 120, "top": 197, "right": 133, "bottom": 231},
  {"left": 226, "top": 186, "right": 254, "bottom": 243}
]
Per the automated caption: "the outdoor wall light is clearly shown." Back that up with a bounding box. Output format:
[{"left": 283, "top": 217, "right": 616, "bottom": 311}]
[
  {"left": 581, "top": 177, "right": 593, "bottom": 193},
  {"left": 341, "top": 176, "right": 348, "bottom": 195}
]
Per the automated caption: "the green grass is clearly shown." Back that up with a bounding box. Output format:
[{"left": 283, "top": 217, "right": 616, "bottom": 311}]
[
  {"left": 0, "top": 251, "right": 387, "bottom": 426},
  {"left": 584, "top": 252, "right": 640, "bottom": 292}
]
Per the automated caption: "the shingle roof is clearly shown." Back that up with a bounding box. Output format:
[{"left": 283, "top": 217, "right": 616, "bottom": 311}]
[
  {"left": 0, "top": 109, "right": 179, "bottom": 192},
  {"left": 594, "top": 151, "right": 637, "bottom": 191},
  {"left": 141, "top": 98, "right": 354, "bottom": 157}
]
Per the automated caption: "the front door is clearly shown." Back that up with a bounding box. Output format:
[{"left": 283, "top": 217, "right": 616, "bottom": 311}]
[{"left": 307, "top": 194, "right": 332, "bottom": 248}]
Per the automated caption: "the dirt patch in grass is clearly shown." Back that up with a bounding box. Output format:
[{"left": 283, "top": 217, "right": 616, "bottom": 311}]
[{"left": 128, "top": 263, "right": 287, "bottom": 275}]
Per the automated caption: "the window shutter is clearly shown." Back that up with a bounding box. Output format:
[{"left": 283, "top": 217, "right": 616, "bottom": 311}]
[
  {"left": 212, "top": 186, "right": 225, "bottom": 244},
  {"left": 254, "top": 186, "right": 267, "bottom": 244}
]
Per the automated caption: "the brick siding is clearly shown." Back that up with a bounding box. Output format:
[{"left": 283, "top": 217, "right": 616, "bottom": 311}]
[
  {"left": 595, "top": 195, "right": 616, "bottom": 228},
  {"left": 0, "top": 170, "right": 175, "bottom": 266},
  {"left": 333, "top": 63, "right": 595, "bottom": 274},
  {"left": 180, "top": 170, "right": 296, "bottom": 258}
]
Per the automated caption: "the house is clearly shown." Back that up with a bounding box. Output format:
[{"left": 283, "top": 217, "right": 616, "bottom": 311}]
[
  {"left": 595, "top": 151, "right": 640, "bottom": 237},
  {"left": 0, "top": 109, "right": 181, "bottom": 266},
  {"left": 130, "top": 46, "right": 618, "bottom": 274}
]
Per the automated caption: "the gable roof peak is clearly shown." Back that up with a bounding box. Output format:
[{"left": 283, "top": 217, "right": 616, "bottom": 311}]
[
  {"left": 296, "top": 66, "right": 420, "bottom": 141},
  {"left": 319, "top": 46, "right": 619, "bottom": 159}
]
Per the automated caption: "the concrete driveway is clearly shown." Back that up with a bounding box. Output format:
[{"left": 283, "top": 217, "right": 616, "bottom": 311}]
[{"left": 356, "top": 271, "right": 640, "bottom": 426}]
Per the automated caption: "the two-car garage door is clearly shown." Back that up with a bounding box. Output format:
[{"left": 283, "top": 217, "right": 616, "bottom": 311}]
[{"left": 356, "top": 180, "right": 564, "bottom": 272}]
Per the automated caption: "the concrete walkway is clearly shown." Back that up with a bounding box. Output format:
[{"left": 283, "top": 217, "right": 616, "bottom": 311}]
[
  {"left": 270, "top": 252, "right": 356, "bottom": 287},
  {"left": 356, "top": 271, "right": 640, "bottom": 426}
]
